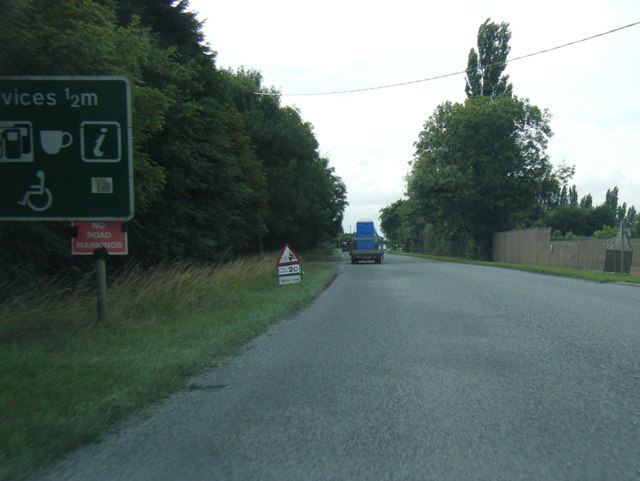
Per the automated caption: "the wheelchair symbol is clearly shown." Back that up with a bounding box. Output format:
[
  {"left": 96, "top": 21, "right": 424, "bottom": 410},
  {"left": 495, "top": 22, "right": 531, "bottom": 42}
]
[{"left": 18, "top": 170, "right": 53, "bottom": 212}]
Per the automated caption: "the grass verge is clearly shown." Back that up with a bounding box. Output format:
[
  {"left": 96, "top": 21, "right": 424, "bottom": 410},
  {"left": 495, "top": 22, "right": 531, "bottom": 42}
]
[
  {"left": 389, "top": 250, "right": 640, "bottom": 284},
  {"left": 0, "top": 249, "right": 338, "bottom": 480}
]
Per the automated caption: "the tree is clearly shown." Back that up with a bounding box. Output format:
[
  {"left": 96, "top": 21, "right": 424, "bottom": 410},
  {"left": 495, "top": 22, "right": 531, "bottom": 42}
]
[
  {"left": 616, "top": 202, "right": 627, "bottom": 223},
  {"left": 626, "top": 205, "right": 637, "bottom": 224},
  {"left": 559, "top": 185, "right": 569, "bottom": 206},
  {"left": 568, "top": 185, "right": 578, "bottom": 206},
  {"left": 579, "top": 194, "right": 593, "bottom": 209},
  {"left": 380, "top": 199, "right": 411, "bottom": 248},
  {"left": 407, "top": 94, "right": 554, "bottom": 257},
  {"left": 248, "top": 93, "right": 347, "bottom": 250},
  {"left": 465, "top": 19, "right": 513, "bottom": 98},
  {"left": 605, "top": 187, "right": 619, "bottom": 211},
  {"left": 379, "top": 199, "right": 427, "bottom": 252},
  {"left": 405, "top": 20, "right": 559, "bottom": 257},
  {"left": 545, "top": 206, "right": 588, "bottom": 236},
  {"left": 109, "top": 0, "right": 210, "bottom": 63},
  {"left": 586, "top": 205, "right": 616, "bottom": 234}
]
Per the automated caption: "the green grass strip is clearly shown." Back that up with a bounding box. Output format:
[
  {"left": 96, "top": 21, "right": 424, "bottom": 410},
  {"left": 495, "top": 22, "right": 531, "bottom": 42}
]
[
  {"left": 0, "top": 251, "right": 338, "bottom": 481},
  {"left": 389, "top": 250, "right": 640, "bottom": 284}
]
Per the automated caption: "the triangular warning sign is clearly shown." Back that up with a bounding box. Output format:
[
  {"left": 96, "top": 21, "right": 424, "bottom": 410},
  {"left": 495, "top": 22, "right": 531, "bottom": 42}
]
[{"left": 277, "top": 243, "right": 300, "bottom": 265}]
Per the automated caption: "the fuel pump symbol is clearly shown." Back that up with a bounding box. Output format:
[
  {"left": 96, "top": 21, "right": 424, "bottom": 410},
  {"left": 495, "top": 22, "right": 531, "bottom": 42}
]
[{"left": 0, "top": 121, "right": 33, "bottom": 162}]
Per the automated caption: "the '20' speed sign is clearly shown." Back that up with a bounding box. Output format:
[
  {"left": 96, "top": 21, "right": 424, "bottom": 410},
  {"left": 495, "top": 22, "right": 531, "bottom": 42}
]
[{"left": 278, "top": 264, "right": 301, "bottom": 275}]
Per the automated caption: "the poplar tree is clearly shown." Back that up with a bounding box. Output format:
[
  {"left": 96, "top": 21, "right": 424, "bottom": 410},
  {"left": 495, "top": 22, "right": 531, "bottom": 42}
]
[
  {"left": 406, "top": 19, "right": 554, "bottom": 257},
  {"left": 465, "top": 18, "right": 513, "bottom": 98}
]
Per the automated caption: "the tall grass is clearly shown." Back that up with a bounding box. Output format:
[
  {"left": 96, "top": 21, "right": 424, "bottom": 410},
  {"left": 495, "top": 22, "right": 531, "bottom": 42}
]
[
  {"left": 108, "top": 256, "right": 277, "bottom": 326},
  {"left": 0, "top": 254, "right": 279, "bottom": 341},
  {"left": 0, "top": 251, "right": 338, "bottom": 480},
  {"left": 0, "top": 268, "right": 94, "bottom": 341}
]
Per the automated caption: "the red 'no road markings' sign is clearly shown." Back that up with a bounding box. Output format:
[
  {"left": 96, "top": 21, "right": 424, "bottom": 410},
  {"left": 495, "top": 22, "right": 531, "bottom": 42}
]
[{"left": 71, "top": 221, "right": 128, "bottom": 255}]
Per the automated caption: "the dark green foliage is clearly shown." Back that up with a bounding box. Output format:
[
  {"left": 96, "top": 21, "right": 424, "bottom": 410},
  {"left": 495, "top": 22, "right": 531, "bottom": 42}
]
[
  {"left": 627, "top": 206, "right": 637, "bottom": 224},
  {"left": 465, "top": 18, "right": 513, "bottom": 99},
  {"left": 380, "top": 200, "right": 406, "bottom": 247},
  {"left": 568, "top": 185, "right": 579, "bottom": 206},
  {"left": 580, "top": 194, "right": 593, "bottom": 209},
  {"left": 541, "top": 184, "right": 633, "bottom": 238},
  {"left": 587, "top": 205, "right": 617, "bottom": 232},
  {"left": 545, "top": 206, "right": 588, "bottom": 236},
  {"left": 108, "top": 0, "right": 211, "bottom": 62},
  {"left": 605, "top": 186, "right": 619, "bottom": 211},
  {"left": 0, "top": 0, "right": 346, "bottom": 282},
  {"left": 380, "top": 199, "right": 423, "bottom": 251},
  {"left": 407, "top": 95, "right": 554, "bottom": 257},
  {"left": 246, "top": 93, "right": 346, "bottom": 250}
]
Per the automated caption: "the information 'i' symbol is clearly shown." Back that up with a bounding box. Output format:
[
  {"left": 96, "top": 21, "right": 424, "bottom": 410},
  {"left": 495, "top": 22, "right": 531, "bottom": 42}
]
[
  {"left": 81, "top": 121, "right": 121, "bottom": 162},
  {"left": 93, "top": 127, "right": 108, "bottom": 157}
]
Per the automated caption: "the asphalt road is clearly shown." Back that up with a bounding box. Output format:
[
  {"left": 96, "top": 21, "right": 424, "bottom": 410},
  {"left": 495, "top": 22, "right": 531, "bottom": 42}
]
[{"left": 34, "top": 254, "right": 640, "bottom": 480}]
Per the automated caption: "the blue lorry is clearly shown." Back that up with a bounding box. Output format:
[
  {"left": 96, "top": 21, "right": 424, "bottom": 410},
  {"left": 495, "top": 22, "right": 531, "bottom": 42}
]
[{"left": 349, "top": 219, "right": 384, "bottom": 264}]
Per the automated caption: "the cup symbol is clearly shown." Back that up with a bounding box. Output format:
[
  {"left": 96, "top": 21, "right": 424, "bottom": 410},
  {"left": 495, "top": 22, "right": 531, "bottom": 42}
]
[{"left": 40, "top": 130, "right": 73, "bottom": 155}]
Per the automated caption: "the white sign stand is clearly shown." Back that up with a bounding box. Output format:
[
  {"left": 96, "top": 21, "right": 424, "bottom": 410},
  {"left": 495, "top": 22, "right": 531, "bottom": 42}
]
[{"left": 276, "top": 243, "right": 302, "bottom": 285}]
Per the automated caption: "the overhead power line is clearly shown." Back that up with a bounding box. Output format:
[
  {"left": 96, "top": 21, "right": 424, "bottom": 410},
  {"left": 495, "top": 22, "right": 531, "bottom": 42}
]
[{"left": 254, "top": 20, "right": 640, "bottom": 97}]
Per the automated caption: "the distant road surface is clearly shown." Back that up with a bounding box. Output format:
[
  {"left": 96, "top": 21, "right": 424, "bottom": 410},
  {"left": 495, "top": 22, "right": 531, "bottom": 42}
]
[{"left": 34, "top": 254, "right": 640, "bottom": 480}]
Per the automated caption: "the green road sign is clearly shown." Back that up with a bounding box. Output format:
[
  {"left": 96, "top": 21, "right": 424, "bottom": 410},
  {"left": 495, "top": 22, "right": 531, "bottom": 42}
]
[{"left": 0, "top": 76, "right": 133, "bottom": 220}]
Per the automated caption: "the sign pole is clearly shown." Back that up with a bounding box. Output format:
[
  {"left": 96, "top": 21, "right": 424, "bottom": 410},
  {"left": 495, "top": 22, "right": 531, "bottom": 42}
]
[
  {"left": 94, "top": 247, "right": 108, "bottom": 322},
  {"left": 620, "top": 221, "right": 624, "bottom": 274}
]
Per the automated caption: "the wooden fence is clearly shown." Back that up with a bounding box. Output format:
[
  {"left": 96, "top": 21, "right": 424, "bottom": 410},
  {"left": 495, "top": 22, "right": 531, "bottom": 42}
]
[{"left": 493, "top": 227, "right": 640, "bottom": 275}]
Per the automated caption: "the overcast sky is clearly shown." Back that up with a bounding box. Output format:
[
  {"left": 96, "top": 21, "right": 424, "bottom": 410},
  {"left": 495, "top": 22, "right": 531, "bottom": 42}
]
[{"left": 188, "top": 0, "right": 640, "bottom": 234}]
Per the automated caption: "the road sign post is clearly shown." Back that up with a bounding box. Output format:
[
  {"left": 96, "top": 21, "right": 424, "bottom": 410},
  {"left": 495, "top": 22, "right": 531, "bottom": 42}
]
[
  {"left": 0, "top": 76, "right": 133, "bottom": 220},
  {"left": 0, "top": 76, "right": 133, "bottom": 323},
  {"left": 276, "top": 244, "right": 302, "bottom": 285},
  {"left": 93, "top": 247, "right": 109, "bottom": 322}
]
